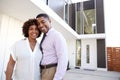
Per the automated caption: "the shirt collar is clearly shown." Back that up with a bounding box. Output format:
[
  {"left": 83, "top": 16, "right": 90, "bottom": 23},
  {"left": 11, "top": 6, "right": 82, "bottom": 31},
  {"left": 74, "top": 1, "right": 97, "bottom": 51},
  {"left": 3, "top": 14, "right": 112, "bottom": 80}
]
[{"left": 46, "top": 28, "right": 54, "bottom": 36}]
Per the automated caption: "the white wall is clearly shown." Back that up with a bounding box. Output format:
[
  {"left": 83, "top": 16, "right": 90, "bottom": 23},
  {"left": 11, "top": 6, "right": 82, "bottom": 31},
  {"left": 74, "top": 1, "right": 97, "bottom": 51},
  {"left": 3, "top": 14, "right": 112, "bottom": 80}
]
[
  {"left": 0, "top": 13, "right": 2, "bottom": 30},
  {"left": 0, "top": 13, "right": 3, "bottom": 80},
  {"left": 104, "top": 0, "right": 120, "bottom": 47},
  {"left": 0, "top": 14, "right": 23, "bottom": 80},
  {"left": 67, "top": 39, "right": 76, "bottom": 68}
]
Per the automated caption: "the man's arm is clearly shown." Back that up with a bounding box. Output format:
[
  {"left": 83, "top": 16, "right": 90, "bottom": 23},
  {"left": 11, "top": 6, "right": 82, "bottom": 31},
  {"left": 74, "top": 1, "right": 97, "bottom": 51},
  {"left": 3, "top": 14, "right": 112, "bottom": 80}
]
[{"left": 53, "top": 33, "right": 68, "bottom": 80}]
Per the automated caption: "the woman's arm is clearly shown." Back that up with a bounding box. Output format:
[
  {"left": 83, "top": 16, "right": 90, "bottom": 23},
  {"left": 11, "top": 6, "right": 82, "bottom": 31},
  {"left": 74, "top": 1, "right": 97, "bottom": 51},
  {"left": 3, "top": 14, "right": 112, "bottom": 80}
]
[{"left": 6, "top": 55, "right": 15, "bottom": 80}]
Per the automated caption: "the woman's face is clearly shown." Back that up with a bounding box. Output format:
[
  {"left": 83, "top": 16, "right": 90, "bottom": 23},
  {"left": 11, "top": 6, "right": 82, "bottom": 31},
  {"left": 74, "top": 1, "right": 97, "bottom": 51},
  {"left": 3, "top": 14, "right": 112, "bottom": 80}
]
[{"left": 28, "top": 25, "right": 39, "bottom": 40}]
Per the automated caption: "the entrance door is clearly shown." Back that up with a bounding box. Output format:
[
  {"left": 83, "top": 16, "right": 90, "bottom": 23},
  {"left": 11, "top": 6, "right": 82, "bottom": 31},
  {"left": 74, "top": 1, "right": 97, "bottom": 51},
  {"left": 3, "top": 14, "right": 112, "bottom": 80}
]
[{"left": 81, "top": 39, "right": 97, "bottom": 70}]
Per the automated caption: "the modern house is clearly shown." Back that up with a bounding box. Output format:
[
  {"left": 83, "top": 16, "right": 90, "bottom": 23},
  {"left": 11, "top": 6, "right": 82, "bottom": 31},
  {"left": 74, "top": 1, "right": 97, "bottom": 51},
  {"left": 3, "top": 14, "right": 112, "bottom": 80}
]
[{"left": 0, "top": 0, "right": 120, "bottom": 79}]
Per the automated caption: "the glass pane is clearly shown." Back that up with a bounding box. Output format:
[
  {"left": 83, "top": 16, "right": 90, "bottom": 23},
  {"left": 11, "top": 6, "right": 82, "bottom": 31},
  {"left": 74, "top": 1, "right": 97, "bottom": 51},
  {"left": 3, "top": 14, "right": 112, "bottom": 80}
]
[
  {"left": 65, "top": 2, "right": 69, "bottom": 23},
  {"left": 84, "top": 9, "right": 96, "bottom": 34},
  {"left": 76, "top": 0, "right": 96, "bottom": 34},
  {"left": 76, "top": 2, "right": 84, "bottom": 34},
  {"left": 84, "top": 0, "right": 96, "bottom": 34},
  {"left": 76, "top": 11, "right": 81, "bottom": 34},
  {"left": 86, "top": 45, "right": 90, "bottom": 63},
  {"left": 76, "top": 40, "right": 81, "bottom": 66}
]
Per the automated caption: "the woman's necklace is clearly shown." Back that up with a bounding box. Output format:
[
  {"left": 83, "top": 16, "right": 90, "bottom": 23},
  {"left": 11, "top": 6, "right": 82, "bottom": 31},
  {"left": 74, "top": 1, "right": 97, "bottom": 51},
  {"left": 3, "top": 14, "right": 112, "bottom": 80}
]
[{"left": 30, "top": 42, "right": 36, "bottom": 51}]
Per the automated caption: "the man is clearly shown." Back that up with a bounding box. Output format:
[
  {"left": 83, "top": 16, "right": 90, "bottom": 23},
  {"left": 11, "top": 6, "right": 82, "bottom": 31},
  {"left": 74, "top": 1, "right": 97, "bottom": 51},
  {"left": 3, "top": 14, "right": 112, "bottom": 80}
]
[{"left": 36, "top": 13, "right": 68, "bottom": 80}]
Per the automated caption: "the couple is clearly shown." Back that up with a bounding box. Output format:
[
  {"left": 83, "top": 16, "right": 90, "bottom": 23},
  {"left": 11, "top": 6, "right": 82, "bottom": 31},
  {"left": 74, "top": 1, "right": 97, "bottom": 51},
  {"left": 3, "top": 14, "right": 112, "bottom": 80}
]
[{"left": 6, "top": 13, "right": 68, "bottom": 80}]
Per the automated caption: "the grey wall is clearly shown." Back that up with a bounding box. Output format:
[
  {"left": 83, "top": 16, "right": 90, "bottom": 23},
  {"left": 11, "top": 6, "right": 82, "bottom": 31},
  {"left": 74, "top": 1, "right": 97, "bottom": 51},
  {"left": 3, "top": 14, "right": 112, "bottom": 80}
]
[
  {"left": 48, "top": 0, "right": 65, "bottom": 19},
  {"left": 97, "top": 39, "right": 106, "bottom": 68},
  {"left": 69, "top": 4, "right": 75, "bottom": 30},
  {"left": 96, "top": 0, "right": 105, "bottom": 33}
]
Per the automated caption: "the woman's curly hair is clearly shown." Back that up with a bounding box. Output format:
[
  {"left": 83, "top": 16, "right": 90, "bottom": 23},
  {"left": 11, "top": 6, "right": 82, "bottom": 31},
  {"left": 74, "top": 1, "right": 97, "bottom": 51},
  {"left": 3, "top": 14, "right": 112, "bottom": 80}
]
[{"left": 22, "top": 19, "right": 41, "bottom": 38}]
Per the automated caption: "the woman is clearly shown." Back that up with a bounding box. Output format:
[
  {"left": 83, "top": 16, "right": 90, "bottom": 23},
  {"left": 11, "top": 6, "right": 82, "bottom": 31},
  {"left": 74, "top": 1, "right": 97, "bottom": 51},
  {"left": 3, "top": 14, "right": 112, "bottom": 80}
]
[{"left": 6, "top": 19, "right": 42, "bottom": 80}]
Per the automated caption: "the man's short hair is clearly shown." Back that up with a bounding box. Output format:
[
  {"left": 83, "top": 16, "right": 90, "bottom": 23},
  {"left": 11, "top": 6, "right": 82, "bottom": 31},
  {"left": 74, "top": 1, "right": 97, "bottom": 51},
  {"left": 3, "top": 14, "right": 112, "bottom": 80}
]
[{"left": 36, "top": 13, "right": 50, "bottom": 20}]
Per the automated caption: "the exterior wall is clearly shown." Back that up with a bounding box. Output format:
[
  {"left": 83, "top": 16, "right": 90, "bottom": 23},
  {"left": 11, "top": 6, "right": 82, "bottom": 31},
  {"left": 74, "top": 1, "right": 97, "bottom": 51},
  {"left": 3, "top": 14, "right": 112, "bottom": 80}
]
[
  {"left": 66, "top": 39, "right": 76, "bottom": 68},
  {"left": 0, "top": 13, "right": 1, "bottom": 30},
  {"left": 107, "top": 47, "right": 120, "bottom": 72},
  {"left": 104, "top": 0, "right": 120, "bottom": 47},
  {"left": 104, "top": 0, "right": 120, "bottom": 72},
  {"left": 0, "top": 13, "right": 3, "bottom": 80}
]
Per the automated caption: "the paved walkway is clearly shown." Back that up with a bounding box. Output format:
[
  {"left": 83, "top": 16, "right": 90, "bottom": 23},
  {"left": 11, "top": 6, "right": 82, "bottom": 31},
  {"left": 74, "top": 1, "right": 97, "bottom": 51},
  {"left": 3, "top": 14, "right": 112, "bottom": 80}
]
[{"left": 63, "top": 69, "right": 120, "bottom": 80}]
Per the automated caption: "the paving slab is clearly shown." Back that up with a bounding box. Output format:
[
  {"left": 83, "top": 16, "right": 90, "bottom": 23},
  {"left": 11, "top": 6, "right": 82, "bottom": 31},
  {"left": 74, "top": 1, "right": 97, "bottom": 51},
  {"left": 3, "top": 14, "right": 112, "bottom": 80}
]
[{"left": 63, "top": 69, "right": 120, "bottom": 80}]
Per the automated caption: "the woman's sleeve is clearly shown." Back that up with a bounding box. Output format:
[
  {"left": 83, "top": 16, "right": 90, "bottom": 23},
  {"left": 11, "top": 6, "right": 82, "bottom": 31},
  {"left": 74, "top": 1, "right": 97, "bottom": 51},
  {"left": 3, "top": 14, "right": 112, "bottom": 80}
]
[{"left": 10, "top": 43, "right": 17, "bottom": 61}]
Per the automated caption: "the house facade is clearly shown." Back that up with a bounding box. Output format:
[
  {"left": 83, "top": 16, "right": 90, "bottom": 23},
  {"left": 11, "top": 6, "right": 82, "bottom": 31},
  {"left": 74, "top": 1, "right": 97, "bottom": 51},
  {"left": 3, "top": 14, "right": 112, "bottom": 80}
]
[{"left": 0, "top": 0, "right": 114, "bottom": 79}]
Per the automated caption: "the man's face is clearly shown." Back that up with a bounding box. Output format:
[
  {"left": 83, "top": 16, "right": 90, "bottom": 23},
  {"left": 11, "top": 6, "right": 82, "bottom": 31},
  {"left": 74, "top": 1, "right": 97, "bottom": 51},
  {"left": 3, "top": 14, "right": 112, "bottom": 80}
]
[{"left": 37, "top": 17, "right": 51, "bottom": 33}]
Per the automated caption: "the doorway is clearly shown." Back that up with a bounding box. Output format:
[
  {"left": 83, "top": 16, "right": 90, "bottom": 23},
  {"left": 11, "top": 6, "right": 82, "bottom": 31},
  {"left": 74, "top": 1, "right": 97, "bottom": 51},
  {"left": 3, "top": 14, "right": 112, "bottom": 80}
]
[{"left": 81, "top": 39, "right": 97, "bottom": 70}]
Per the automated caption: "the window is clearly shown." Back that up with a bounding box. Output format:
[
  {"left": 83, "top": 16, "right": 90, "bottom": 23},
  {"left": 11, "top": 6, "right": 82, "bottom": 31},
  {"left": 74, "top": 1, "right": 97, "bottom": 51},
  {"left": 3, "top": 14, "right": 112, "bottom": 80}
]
[
  {"left": 64, "top": 1, "right": 69, "bottom": 23},
  {"left": 86, "top": 45, "right": 90, "bottom": 63},
  {"left": 76, "top": 0, "right": 96, "bottom": 34},
  {"left": 76, "top": 40, "right": 81, "bottom": 66}
]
